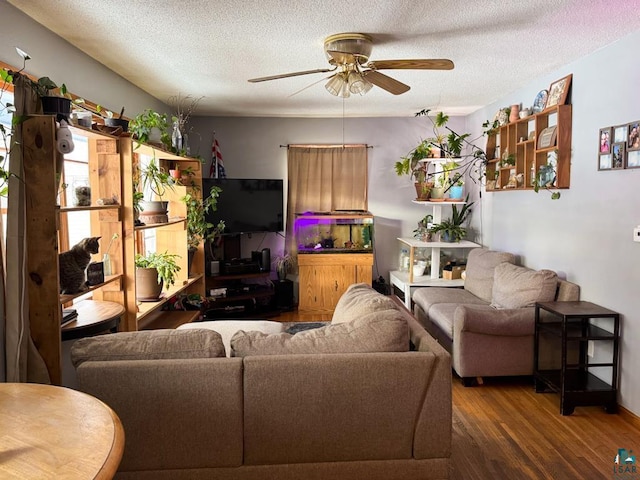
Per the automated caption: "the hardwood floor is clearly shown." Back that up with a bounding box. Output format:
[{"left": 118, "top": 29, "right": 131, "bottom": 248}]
[
  {"left": 270, "top": 310, "right": 640, "bottom": 478},
  {"left": 451, "top": 376, "right": 640, "bottom": 479}
]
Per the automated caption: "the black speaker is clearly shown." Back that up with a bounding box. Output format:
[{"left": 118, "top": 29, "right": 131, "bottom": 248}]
[
  {"left": 274, "top": 279, "right": 294, "bottom": 310},
  {"left": 252, "top": 248, "right": 271, "bottom": 272}
]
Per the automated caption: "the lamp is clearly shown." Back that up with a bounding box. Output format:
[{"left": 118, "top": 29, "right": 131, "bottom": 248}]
[{"left": 325, "top": 73, "right": 345, "bottom": 96}]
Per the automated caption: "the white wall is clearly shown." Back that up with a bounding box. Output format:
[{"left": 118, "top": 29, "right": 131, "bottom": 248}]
[{"left": 465, "top": 30, "right": 640, "bottom": 415}]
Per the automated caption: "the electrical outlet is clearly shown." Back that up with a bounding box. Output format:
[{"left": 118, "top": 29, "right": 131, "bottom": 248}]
[
  {"left": 634, "top": 226, "right": 640, "bottom": 243},
  {"left": 588, "top": 340, "right": 595, "bottom": 358}
]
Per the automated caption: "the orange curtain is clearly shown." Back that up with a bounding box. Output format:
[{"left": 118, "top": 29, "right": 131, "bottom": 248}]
[{"left": 286, "top": 145, "right": 367, "bottom": 255}]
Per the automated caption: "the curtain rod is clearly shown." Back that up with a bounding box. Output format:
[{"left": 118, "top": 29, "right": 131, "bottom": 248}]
[{"left": 280, "top": 144, "right": 373, "bottom": 149}]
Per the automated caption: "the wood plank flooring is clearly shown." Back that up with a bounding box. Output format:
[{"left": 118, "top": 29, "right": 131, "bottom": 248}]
[
  {"left": 272, "top": 310, "right": 640, "bottom": 479},
  {"left": 451, "top": 376, "right": 640, "bottom": 479}
]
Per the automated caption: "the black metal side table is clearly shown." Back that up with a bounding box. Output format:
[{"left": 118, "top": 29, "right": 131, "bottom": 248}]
[{"left": 534, "top": 300, "right": 619, "bottom": 415}]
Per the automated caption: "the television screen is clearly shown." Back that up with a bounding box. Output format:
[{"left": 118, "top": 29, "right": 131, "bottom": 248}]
[{"left": 203, "top": 178, "right": 284, "bottom": 234}]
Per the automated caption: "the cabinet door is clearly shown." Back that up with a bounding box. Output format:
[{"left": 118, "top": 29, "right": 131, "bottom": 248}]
[{"left": 299, "top": 264, "right": 354, "bottom": 313}]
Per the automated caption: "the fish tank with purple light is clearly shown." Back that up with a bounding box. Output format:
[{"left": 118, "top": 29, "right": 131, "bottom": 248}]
[{"left": 295, "top": 211, "right": 374, "bottom": 254}]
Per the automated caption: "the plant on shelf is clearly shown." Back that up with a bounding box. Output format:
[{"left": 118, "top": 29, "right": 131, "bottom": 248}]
[
  {"left": 135, "top": 251, "right": 181, "bottom": 289},
  {"left": 413, "top": 214, "right": 434, "bottom": 242},
  {"left": 168, "top": 94, "right": 203, "bottom": 156},
  {"left": 533, "top": 159, "right": 561, "bottom": 200},
  {"left": 139, "top": 157, "right": 174, "bottom": 201},
  {"left": 129, "top": 109, "right": 170, "bottom": 148},
  {"left": 183, "top": 185, "right": 225, "bottom": 251},
  {"left": 428, "top": 195, "right": 474, "bottom": 242},
  {"left": 273, "top": 252, "right": 296, "bottom": 281}
]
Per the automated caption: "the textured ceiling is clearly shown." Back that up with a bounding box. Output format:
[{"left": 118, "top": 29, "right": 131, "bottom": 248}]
[{"left": 8, "top": 0, "right": 640, "bottom": 118}]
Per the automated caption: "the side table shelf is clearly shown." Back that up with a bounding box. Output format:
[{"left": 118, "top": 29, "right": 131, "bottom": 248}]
[{"left": 534, "top": 300, "right": 620, "bottom": 415}]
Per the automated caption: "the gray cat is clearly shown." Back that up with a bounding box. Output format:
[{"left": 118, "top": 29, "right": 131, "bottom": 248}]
[{"left": 59, "top": 236, "right": 101, "bottom": 294}]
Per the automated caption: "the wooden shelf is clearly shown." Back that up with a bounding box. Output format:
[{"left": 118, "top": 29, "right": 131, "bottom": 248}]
[
  {"left": 60, "top": 275, "right": 122, "bottom": 304},
  {"left": 134, "top": 217, "right": 186, "bottom": 231},
  {"left": 138, "top": 309, "right": 201, "bottom": 330},
  {"left": 59, "top": 205, "right": 121, "bottom": 213},
  {"left": 136, "top": 274, "right": 203, "bottom": 323}
]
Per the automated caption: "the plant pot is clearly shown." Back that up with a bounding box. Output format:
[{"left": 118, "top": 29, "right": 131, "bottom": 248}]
[
  {"left": 449, "top": 185, "right": 464, "bottom": 200},
  {"left": 148, "top": 127, "right": 163, "bottom": 144},
  {"left": 414, "top": 182, "right": 431, "bottom": 200},
  {"left": 105, "top": 118, "right": 129, "bottom": 132},
  {"left": 442, "top": 232, "right": 457, "bottom": 243},
  {"left": 139, "top": 200, "right": 169, "bottom": 224},
  {"left": 136, "top": 267, "right": 163, "bottom": 301},
  {"left": 41, "top": 96, "right": 72, "bottom": 120},
  {"left": 169, "top": 169, "right": 181, "bottom": 181},
  {"left": 430, "top": 186, "right": 446, "bottom": 199}
]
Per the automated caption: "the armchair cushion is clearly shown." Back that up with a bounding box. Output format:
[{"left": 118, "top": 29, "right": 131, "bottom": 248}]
[
  {"left": 490, "top": 263, "right": 558, "bottom": 309},
  {"left": 454, "top": 304, "right": 535, "bottom": 337},
  {"left": 332, "top": 282, "right": 398, "bottom": 324}
]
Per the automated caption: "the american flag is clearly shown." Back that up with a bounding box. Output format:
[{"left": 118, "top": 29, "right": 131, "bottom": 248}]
[{"left": 209, "top": 133, "right": 226, "bottom": 178}]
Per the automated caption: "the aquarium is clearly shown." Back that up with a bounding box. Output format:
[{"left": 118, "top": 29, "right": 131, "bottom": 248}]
[{"left": 295, "top": 211, "right": 374, "bottom": 254}]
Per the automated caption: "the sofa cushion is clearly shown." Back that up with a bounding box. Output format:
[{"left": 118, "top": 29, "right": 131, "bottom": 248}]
[
  {"left": 463, "top": 248, "right": 515, "bottom": 303},
  {"left": 490, "top": 263, "right": 558, "bottom": 309},
  {"left": 231, "top": 309, "right": 409, "bottom": 356},
  {"left": 412, "top": 287, "right": 487, "bottom": 315},
  {"left": 71, "top": 329, "right": 226, "bottom": 367},
  {"left": 332, "top": 282, "right": 399, "bottom": 324}
]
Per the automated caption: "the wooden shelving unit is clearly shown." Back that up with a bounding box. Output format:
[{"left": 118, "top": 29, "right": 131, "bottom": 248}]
[
  {"left": 23, "top": 115, "right": 206, "bottom": 384},
  {"left": 485, "top": 104, "right": 572, "bottom": 192}
]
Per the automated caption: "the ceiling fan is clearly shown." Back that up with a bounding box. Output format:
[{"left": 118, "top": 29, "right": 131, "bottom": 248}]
[{"left": 248, "top": 33, "right": 454, "bottom": 97}]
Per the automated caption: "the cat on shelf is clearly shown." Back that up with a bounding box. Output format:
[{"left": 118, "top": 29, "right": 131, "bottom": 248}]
[{"left": 59, "top": 236, "right": 101, "bottom": 294}]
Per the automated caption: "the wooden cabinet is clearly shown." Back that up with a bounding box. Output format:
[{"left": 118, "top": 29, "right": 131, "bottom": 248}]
[
  {"left": 298, "top": 253, "right": 373, "bottom": 314},
  {"left": 22, "top": 116, "right": 205, "bottom": 384},
  {"left": 485, "top": 105, "right": 572, "bottom": 191}
]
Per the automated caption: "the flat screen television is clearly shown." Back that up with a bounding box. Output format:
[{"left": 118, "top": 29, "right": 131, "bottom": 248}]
[{"left": 203, "top": 178, "right": 284, "bottom": 234}]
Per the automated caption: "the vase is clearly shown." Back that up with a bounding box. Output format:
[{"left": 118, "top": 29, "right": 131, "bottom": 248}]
[
  {"left": 509, "top": 104, "right": 520, "bottom": 123},
  {"left": 102, "top": 253, "right": 112, "bottom": 276}
]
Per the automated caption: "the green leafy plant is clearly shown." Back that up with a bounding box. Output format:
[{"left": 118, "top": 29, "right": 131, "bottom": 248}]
[
  {"left": 182, "top": 185, "right": 225, "bottom": 249},
  {"left": 139, "top": 157, "right": 174, "bottom": 201},
  {"left": 533, "top": 162, "right": 561, "bottom": 200},
  {"left": 428, "top": 195, "right": 475, "bottom": 242},
  {"left": 134, "top": 251, "right": 181, "bottom": 289},
  {"left": 273, "top": 252, "right": 296, "bottom": 280},
  {"left": 129, "top": 109, "right": 170, "bottom": 147}
]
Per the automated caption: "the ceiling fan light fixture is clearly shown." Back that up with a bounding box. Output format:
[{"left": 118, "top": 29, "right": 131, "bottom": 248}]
[
  {"left": 325, "top": 74, "right": 344, "bottom": 96},
  {"left": 348, "top": 71, "right": 372, "bottom": 95}
]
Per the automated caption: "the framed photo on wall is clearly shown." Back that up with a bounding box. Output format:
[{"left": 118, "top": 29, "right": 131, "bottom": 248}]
[
  {"left": 599, "top": 127, "right": 611, "bottom": 153},
  {"left": 628, "top": 122, "right": 640, "bottom": 150},
  {"left": 614, "top": 125, "right": 627, "bottom": 144},
  {"left": 545, "top": 74, "right": 573, "bottom": 109},
  {"left": 612, "top": 142, "right": 625, "bottom": 169},
  {"left": 626, "top": 150, "right": 640, "bottom": 168},
  {"left": 599, "top": 154, "right": 612, "bottom": 170}
]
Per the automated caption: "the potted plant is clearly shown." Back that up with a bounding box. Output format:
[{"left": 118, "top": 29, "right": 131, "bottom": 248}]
[
  {"left": 138, "top": 156, "right": 175, "bottom": 221},
  {"left": 129, "top": 109, "right": 170, "bottom": 147},
  {"left": 182, "top": 185, "right": 225, "bottom": 274},
  {"left": 273, "top": 252, "right": 296, "bottom": 281},
  {"left": 134, "top": 251, "right": 181, "bottom": 300},
  {"left": 448, "top": 172, "right": 465, "bottom": 200},
  {"left": 428, "top": 196, "right": 474, "bottom": 242},
  {"left": 395, "top": 139, "right": 433, "bottom": 200}
]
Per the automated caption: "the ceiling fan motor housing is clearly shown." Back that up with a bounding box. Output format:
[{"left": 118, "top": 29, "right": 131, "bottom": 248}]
[{"left": 324, "top": 33, "right": 373, "bottom": 64}]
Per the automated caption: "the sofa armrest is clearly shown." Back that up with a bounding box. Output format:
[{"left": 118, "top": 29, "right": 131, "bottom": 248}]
[{"left": 454, "top": 304, "right": 535, "bottom": 336}]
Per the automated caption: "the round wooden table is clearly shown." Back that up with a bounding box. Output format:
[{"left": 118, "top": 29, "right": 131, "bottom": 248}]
[
  {"left": 0, "top": 383, "right": 124, "bottom": 479},
  {"left": 62, "top": 300, "right": 125, "bottom": 341}
]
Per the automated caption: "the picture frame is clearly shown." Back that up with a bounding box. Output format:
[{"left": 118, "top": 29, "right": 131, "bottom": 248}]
[
  {"left": 545, "top": 74, "right": 573, "bottom": 109},
  {"left": 611, "top": 142, "right": 625, "bottom": 169},
  {"left": 599, "top": 127, "right": 611, "bottom": 154},
  {"left": 538, "top": 125, "right": 558, "bottom": 149},
  {"left": 614, "top": 125, "right": 627, "bottom": 144},
  {"left": 628, "top": 122, "right": 640, "bottom": 150},
  {"left": 626, "top": 150, "right": 640, "bottom": 169},
  {"left": 599, "top": 153, "right": 612, "bottom": 170}
]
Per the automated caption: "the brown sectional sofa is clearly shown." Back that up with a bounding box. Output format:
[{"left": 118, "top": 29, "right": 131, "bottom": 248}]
[
  {"left": 412, "top": 248, "right": 580, "bottom": 384},
  {"left": 71, "top": 284, "right": 452, "bottom": 480}
]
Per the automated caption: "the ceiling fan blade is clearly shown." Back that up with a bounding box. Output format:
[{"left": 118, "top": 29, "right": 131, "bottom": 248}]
[
  {"left": 367, "top": 59, "right": 455, "bottom": 70},
  {"left": 248, "top": 68, "right": 335, "bottom": 83},
  {"left": 362, "top": 70, "right": 410, "bottom": 95},
  {"left": 287, "top": 74, "right": 335, "bottom": 98}
]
